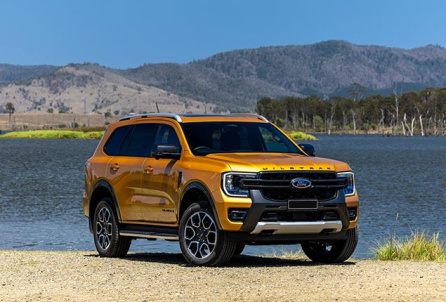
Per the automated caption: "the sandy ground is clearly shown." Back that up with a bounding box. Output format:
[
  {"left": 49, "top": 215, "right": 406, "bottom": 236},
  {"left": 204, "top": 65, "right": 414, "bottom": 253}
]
[{"left": 0, "top": 251, "right": 445, "bottom": 302}]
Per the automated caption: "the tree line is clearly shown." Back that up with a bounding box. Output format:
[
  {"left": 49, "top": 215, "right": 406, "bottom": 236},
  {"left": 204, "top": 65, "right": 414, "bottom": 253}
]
[{"left": 256, "top": 86, "right": 446, "bottom": 136}]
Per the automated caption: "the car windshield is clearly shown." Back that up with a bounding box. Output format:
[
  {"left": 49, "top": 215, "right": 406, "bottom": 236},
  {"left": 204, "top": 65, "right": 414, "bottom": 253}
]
[{"left": 181, "top": 122, "right": 303, "bottom": 156}]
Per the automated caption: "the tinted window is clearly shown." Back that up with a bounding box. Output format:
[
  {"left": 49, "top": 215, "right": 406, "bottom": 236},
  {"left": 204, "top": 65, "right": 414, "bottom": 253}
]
[
  {"left": 103, "top": 125, "right": 133, "bottom": 156},
  {"left": 155, "top": 124, "right": 181, "bottom": 152},
  {"left": 125, "top": 124, "right": 158, "bottom": 157},
  {"left": 181, "top": 122, "right": 302, "bottom": 155},
  {"left": 259, "top": 126, "right": 290, "bottom": 152}
]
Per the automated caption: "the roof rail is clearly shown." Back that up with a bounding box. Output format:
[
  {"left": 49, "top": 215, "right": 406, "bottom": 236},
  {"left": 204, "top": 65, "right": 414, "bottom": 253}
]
[
  {"left": 232, "top": 113, "right": 269, "bottom": 122},
  {"left": 119, "top": 113, "right": 183, "bottom": 123}
]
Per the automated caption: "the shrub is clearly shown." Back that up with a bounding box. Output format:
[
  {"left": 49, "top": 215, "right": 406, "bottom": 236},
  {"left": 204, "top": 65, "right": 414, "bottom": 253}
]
[{"left": 288, "top": 131, "right": 317, "bottom": 141}]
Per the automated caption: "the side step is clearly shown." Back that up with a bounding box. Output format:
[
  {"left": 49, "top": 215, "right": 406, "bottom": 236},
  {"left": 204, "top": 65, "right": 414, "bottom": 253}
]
[{"left": 120, "top": 230, "right": 179, "bottom": 241}]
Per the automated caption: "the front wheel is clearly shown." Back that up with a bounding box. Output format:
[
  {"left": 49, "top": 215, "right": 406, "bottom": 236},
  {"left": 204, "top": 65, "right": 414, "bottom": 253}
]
[
  {"left": 93, "top": 199, "right": 131, "bottom": 257},
  {"left": 179, "top": 202, "right": 236, "bottom": 266},
  {"left": 301, "top": 227, "right": 358, "bottom": 263}
]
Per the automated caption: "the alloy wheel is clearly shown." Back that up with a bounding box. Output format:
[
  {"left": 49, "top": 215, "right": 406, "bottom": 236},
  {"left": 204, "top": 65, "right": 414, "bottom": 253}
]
[
  {"left": 96, "top": 207, "right": 113, "bottom": 250},
  {"left": 184, "top": 211, "right": 217, "bottom": 259}
]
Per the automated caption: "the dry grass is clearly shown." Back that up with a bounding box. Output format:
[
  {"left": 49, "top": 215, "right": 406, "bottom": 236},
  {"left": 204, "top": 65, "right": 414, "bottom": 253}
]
[
  {"left": 375, "top": 231, "right": 446, "bottom": 261},
  {"left": 265, "top": 249, "right": 307, "bottom": 260}
]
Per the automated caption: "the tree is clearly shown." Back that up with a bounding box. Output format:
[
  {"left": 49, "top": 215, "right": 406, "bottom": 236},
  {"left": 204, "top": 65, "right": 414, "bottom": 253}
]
[
  {"left": 349, "top": 83, "right": 365, "bottom": 102},
  {"left": 5, "top": 102, "right": 15, "bottom": 123}
]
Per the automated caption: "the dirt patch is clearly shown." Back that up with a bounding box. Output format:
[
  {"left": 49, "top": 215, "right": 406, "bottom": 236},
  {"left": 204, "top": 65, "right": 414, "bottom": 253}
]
[{"left": 0, "top": 251, "right": 445, "bottom": 301}]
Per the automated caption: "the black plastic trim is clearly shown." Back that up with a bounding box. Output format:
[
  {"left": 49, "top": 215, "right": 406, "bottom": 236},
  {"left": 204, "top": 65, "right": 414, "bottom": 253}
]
[
  {"left": 239, "top": 189, "right": 350, "bottom": 233},
  {"left": 121, "top": 224, "right": 178, "bottom": 235},
  {"left": 89, "top": 180, "right": 122, "bottom": 229},
  {"left": 180, "top": 182, "right": 222, "bottom": 229}
]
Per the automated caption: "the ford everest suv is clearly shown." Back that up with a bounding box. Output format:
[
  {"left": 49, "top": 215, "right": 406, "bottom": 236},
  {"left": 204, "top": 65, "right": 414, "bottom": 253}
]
[{"left": 83, "top": 113, "right": 359, "bottom": 266}]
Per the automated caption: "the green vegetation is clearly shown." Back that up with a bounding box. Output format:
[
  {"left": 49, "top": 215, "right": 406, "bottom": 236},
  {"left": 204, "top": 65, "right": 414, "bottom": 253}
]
[
  {"left": 0, "top": 130, "right": 104, "bottom": 139},
  {"left": 375, "top": 231, "right": 446, "bottom": 261},
  {"left": 288, "top": 131, "right": 317, "bottom": 141},
  {"left": 257, "top": 86, "right": 446, "bottom": 136},
  {"left": 0, "top": 64, "right": 57, "bottom": 86},
  {"left": 5, "top": 102, "right": 15, "bottom": 123}
]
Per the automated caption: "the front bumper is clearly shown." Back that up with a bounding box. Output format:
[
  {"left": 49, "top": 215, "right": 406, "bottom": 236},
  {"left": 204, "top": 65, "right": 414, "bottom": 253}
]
[
  {"left": 250, "top": 220, "right": 343, "bottom": 235},
  {"left": 226, "top": 189, "right": 351, "bottom": 243}
]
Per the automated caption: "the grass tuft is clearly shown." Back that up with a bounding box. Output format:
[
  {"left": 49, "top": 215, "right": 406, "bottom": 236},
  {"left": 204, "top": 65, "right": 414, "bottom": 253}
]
[
  {"left": 288, "top": 131, "right": 317, "bottom": 141},
  {"left": 0, "top": 130, "right": 104, "bottom": 140},
  {"left": 375, "top": 231, "right": 446, "bottom": 261}
]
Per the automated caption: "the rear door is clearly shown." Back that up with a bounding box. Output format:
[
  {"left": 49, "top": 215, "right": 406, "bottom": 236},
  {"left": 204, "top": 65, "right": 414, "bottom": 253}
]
[{"left": 105, "top": 123, "right": 157, "bottom": 222}]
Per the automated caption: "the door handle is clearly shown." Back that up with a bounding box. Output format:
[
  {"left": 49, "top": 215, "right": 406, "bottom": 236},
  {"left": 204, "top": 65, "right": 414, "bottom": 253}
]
[
  {"left": 111, "top": 163, "right": 120, "bottom": 171},
  {"left": 145, "top": 166, "right": 154, "bottom": 174}
]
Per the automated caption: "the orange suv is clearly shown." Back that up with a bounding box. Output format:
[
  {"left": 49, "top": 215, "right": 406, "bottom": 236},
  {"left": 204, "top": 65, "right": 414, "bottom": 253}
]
[{"left": 83, "top": 113, "right": 359, "bottom": 266}]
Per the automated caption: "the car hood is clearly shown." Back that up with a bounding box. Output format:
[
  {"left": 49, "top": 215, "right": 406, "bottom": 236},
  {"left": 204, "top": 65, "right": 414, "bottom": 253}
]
[{"left": 204, "top": 153, "right": 351, "bottom": 172}]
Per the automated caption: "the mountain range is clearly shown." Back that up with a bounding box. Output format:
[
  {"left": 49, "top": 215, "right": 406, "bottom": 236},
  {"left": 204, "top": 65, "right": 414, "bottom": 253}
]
[{"left": 2, "top": 40, "right": 446, "bottom": 114}]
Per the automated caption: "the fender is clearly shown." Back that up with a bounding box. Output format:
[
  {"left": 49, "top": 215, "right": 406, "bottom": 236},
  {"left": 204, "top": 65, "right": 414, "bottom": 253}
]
[
  {"left": 181, "top": 182, "right": 222, "bottom": 230},
  {"left": 90, "top": 180, "right": 122, "bottom": 226}
]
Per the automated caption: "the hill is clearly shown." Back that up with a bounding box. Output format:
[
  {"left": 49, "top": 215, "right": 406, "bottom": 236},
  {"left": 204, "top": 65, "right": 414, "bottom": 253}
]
[
  {"left": 120, "top": 40, "right": 446, "bottom": 110},
  {"left": 0, "top": 64, "right": 222, "bottom": 115},
  {"left": 3, "top": 41, "right": 446, "bottom": 113},
  {"left": 0, "top": 64, "right": 58, "bottom": 86}
]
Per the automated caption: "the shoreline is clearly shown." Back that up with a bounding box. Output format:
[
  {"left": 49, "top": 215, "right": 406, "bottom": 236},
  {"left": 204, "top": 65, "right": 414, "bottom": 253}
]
[
  {"left": 1, "top": 130, "right": 444, "bottom": 140},
  {"left": 1, "top": 250, "right": 445, "bottom": 301}
]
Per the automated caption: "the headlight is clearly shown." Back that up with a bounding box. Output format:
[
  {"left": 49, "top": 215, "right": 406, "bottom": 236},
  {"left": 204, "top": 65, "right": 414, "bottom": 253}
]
[
  {"left": 222, "top": 172, "right": 257, "bottom": 197},
  {"left": 337, "top": 172, "right": 356, "bottom": 196}
]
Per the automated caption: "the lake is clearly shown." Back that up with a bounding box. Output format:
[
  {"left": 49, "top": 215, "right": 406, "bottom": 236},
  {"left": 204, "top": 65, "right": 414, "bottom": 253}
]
[{"left": 0, "top": 135, "right": 445, "bottom": 259}]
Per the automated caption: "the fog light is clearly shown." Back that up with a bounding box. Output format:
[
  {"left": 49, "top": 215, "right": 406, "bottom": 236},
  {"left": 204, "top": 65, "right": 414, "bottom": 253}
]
[
  {"left": 228, "top": 209, "right": 248, "bottom": 222},
  {"left": 348, "top": 207, "right": 357, "bottom": 220}
]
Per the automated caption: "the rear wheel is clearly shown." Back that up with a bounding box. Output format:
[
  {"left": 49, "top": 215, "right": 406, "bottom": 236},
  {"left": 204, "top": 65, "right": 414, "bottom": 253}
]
[
  {"left": 93, "top": 199, "right": 131, "bottom": 257},
  {"left": 301, "top": 227, "right": 358, "bottom": 263},
  {"left": 179, "top": 202, "right": 236, "bottom": 266}
]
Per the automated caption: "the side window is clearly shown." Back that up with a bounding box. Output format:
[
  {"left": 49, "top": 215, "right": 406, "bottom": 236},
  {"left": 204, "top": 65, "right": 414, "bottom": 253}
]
[
  {"left": 155, "top": 124, "right": 181, "bottom": 152},
  {"left": 259, "top": 126, "right": 289, "bottom": 152},
  {"left": 125, "top": 123, "right": 158, "bottom": 157},
  {"left": 103, "top": 125, "right": 133, "bottom": 156}
]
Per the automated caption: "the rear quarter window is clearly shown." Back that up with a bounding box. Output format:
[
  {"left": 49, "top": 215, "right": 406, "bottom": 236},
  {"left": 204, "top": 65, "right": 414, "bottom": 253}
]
[
  {"left": 103, "top": 125, "right": 133, "bottom": 156},
  {"left": 126, "top": 123, "right": 158, "bottom": 157}
]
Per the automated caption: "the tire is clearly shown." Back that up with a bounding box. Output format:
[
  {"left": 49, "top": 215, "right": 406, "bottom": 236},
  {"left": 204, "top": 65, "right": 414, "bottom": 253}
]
[
  {"left": 301, "top": 227, "right": 358, "bottom": 263},
  {"left": 233, "top": 243, "right": 246, "bottom": 257},
  {"left": 93, "top": 198, "right": 131, "bottom": 257},
  {"left": 179, "top": 202, "right": 237, "bottom": 266}
]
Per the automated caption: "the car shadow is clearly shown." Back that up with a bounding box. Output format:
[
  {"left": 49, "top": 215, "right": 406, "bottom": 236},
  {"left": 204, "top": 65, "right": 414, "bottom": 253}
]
[{"left": 84, "top": 252, "right": 357, "bottom": 267}]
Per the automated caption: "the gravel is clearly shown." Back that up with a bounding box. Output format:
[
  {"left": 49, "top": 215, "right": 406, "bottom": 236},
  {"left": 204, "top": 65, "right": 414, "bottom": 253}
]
[{"left": 1, "top": 251, "right": 445, "bottom": 301}]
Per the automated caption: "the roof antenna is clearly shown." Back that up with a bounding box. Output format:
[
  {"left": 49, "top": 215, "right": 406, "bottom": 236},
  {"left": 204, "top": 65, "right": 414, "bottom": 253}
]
[{"left": 156, "top": 103, "right": 160, "bottom": 113}]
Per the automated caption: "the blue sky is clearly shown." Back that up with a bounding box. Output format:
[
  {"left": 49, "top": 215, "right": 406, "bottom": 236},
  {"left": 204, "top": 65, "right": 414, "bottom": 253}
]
[{"left": 1, "top": 0, "right": 445, "bottom": 68}]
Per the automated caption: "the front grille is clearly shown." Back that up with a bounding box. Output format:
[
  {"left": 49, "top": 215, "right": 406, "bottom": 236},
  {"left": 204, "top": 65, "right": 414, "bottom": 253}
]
[{"left": 240, "top": 172, "right": 347, "bottom": 202}]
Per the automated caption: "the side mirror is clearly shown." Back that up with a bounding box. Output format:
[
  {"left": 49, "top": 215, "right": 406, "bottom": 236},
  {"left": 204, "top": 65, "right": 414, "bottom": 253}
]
[
  {"left": 151, "top": 145, "right": 181, "bottom": 160},
  {"left": 299, "top": 143, "right": 315, "bottom": 156}
]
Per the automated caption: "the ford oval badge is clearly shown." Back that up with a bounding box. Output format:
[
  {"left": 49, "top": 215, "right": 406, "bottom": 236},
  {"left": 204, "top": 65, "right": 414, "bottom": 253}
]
[{"left": 291, "top": 178, "right": 312, "bottom": 189}]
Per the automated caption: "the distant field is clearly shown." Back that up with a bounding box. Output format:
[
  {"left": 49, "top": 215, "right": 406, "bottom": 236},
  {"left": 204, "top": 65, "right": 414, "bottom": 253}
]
[
  {"left": 0, "top": 113, "right": 120, "bottom": 131},
  {"left": 0, "top": 130, "right": 104, "bottom": 139}
]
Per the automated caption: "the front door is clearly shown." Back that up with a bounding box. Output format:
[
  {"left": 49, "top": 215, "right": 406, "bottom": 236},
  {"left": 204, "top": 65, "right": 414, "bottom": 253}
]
[{"left": 141, "top": 124, "right": 182, "bottom": 224}]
